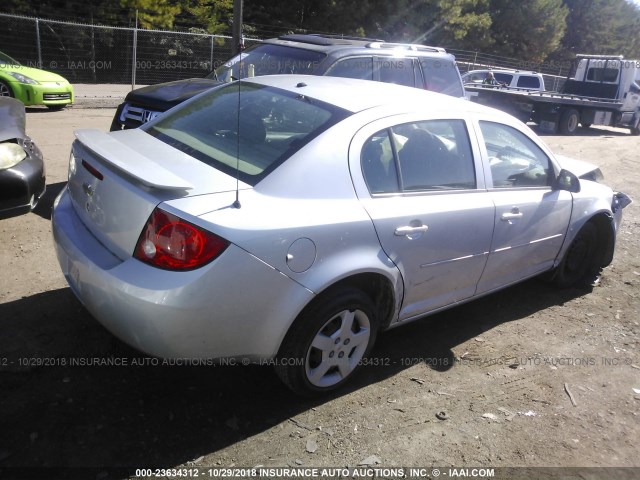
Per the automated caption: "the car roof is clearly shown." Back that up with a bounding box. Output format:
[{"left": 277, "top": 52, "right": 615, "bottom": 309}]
[
  {"left": 262, "top": 34, "right": 451, "bottom": 59},
  {"left": 245, "top": 74, "right": 503, "bottom": 117}
]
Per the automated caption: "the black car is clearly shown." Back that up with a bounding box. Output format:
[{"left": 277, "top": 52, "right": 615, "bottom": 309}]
[
  {"left": 110, "top": 34, "right": 465, "bottom": 131},
  {"left": 0, "top": 97, "right": 45, "bottom": 219}
]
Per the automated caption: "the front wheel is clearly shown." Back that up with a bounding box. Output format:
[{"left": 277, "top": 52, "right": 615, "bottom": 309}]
[
  {"left": 275, "top": 288, "right": 378, "bottom": 396},
  {"left": 0, "top": 80, "right": 14, "bottom": 98},
  {"left": 553, "top": 222, "right": 601, "bottom": 288}
]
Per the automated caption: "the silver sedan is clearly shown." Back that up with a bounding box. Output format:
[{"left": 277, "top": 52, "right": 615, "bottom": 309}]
[{"left": 52, "top": 75, "right": 631, "bottom": 395}]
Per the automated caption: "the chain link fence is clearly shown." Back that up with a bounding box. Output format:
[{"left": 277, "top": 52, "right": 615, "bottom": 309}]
[
  {"left": 1, "top": 12, "right": 571, "bottom": 91},
  {"left": 0, "top": 12, "right": 261, "bottom": 86}
]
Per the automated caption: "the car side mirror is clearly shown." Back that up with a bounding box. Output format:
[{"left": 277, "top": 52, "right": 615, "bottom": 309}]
[{"left": 553, "top": 169, "right": 580, "bottom": 193}]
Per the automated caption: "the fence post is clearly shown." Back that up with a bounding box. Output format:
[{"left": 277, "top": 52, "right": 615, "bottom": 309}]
[
  {"left": 131, "top": 10, "right": 138, "bottom": 90},
  {"left": 35, "top": 18, "right": 42, "bottom": 68},
  {"left": 210, "top": 35, "right": 214, "bottom": 71}
]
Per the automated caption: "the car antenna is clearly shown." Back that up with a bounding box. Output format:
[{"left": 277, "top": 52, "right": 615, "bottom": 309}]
[{"left": 233, "top": 35, "right": 245, "bottom": 209}]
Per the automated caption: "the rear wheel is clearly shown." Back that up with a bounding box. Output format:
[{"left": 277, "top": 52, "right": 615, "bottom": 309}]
[
  {"left": 553, "top": 222, "right": 601, "bottom": 288},
  {"left": 631, "top": 126, "right": 640, "bottom": 136},
  {"left": 275, "top": 288, "right": 377, "bottom": 396},
  {"left": 0, "top": 80, "right": 14, "bottom": 97},
  {"left": 559, "top": 108, "right": 580, "bottom": 135}
]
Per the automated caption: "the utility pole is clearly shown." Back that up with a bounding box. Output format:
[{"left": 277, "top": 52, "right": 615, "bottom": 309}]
[{"left": 232, "top": 0, "right": 244, "bottom": 55}]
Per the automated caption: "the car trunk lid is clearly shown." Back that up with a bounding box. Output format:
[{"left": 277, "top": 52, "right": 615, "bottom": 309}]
[{"left": 68, "top": 128, "right": 247, "bottom": 260}]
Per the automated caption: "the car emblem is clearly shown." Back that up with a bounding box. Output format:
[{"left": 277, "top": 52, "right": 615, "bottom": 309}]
[
  {"left": 142, "top": 110, "right": 159, "bottom": 123},
  {"left": 82, "top": 182, "right": 94, "bottom": 197}
]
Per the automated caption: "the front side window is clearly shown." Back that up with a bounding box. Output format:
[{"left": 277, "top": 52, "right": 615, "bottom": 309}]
[
  {"left": 147, "top": 82, "right": 350, "bottom": 186},
  {"left": 479, "top": 121, "right": 553, "bottom": 188},
  {"left": 361, "top": 119, "right": 476, "bottom": 194},
  {"left": 208, "top": 44, "right": 326, "bottom": 82}
]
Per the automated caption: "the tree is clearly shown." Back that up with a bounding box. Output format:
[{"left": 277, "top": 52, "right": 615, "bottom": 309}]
[
  {"left": 120, "top": 0, "right": 182, "bottom": 29},
  {"left": 488, "top": 0, "right": 568, "bottom": 62},
  {"left": 554, "top": 0, "right": 640, "bottom": 60},
  {"left": 178, "top": 0, "right": 234, "bottom": 34}
]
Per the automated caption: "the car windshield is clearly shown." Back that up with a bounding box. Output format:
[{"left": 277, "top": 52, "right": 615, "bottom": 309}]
[
  {"left": 0, "top": 51, "right": 21, "bottom": 66},
  {"left": 146, "top": 82, "right": 350, "bottom": 186},
  {"left": 206, "top": 44, "right": 326, "bottom": 82}
]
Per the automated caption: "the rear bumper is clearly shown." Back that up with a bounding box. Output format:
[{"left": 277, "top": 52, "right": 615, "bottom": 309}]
[{"left": 51, "top": 188, "right": 314, "bottom": 360}]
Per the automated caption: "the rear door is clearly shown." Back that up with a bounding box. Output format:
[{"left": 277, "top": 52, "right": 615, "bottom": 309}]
[{"left": 350, "top": 114, "right": 494, "bottom": 320}]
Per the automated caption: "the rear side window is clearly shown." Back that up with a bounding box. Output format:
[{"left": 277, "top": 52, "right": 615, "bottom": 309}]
[
  {"left": 517, "top": 76, "right": 541, "bottom": 89},
  {"left": 419, "top": 59, "right": 464, "bottom": 97},
  {"left": 586, "top": 67, "right": 620, "bottom": 83},
  {"left": 147, "top": 82, "right": 350, "bottom": 186},
  {"left": 376, "top": 58, "right": 418, "bottom": 87},
  {"left": 325, "top": 57, "right": 374, "bottom": 80},
  {"left": 362, "top": 119, "right": 476, "bottom": 194}
]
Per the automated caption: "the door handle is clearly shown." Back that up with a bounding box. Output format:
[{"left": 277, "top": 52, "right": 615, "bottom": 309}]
[
  {"left": 501, "top": 208, "right": 523, "bottom": 221},
  {"left": 394, "top": 225, "right": 429, "bottom": 236}
]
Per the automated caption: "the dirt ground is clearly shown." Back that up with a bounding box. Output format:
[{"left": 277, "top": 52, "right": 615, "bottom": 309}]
[{"left": 0, "top": 105, "right": 638, "bottom": 480}]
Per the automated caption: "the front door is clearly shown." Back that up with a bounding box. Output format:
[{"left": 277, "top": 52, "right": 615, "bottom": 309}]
[{"left": 474, "top": 120, "right": 572, "bottom": 294}]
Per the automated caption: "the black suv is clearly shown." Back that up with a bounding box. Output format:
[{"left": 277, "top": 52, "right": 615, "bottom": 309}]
[{"left": 110, "top": 34, "right": 465, "bottom": 131}]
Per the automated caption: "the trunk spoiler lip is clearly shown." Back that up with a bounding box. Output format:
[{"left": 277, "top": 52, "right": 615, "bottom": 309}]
[{"left": 74, "top": 129, "right": 194, "bottom": 191}]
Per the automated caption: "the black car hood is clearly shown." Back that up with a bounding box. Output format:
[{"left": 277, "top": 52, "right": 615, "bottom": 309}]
[
  {"left": 124, "top": 78, "right": 223, "bottom": 109},
  {"left": 0, "top": 97, "right": 26, "bottom": 141}
]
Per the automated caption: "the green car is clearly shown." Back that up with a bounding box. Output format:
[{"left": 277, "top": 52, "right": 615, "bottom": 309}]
[{"left": 0, "top": 51, "right": 73, "bottom": 109}]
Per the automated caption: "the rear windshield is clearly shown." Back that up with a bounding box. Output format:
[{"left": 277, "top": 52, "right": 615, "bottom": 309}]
[
  {"left": 146, "top": 82, "right": 350, "bottom": 186},
  {"left": 207, "top": 44, "right": 326, "bottom": 82}
]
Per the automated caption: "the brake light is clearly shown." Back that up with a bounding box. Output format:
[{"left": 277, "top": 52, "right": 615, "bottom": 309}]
[{"left": 134, "top": 208, "right": 229, "bottom": 270}]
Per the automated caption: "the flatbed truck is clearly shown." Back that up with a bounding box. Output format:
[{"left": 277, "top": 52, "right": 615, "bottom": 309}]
[{"left": 466, "top": 55, "right": 640, "bottom": 135}]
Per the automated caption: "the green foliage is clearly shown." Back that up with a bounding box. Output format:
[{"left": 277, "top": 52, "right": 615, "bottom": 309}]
[
  {"left": 488, "top": 0, "right": 568, "bottom": 62},
  {"left": 179, "top": 0, "right": 233, "bottom": 34},
  {"left": 2, "top": 0, "right": 640, "bottom": 62},
  {"left": 119, "top": 0, "right": 182, "bottom": 29},
  {"left": 553, "top": 0, "right": 640, "bottom": 60}
]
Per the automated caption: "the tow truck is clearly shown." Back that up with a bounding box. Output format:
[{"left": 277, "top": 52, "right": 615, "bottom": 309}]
[{"left": 466, "top": 55, "right": 640, "bottom": 135}]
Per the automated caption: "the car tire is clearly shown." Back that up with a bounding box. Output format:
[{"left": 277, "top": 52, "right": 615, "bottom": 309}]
[
  {"left": 0, "top": 80, "right": 14, "bottom": 98},
  {"left": 559, "top": 108, "right": 580, "bottom": 135},
  {"left": 553, "top": 222, "right": 601, "bottom": 288},
  {"left": 275, "top": 287, "right": 378, "bottom": 396},
  {"left": 630, "top": 126, "right": 640, "bottom": 136}
]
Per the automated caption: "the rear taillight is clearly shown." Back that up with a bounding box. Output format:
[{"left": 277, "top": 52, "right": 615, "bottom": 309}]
[{"left": 134, "top": 208, "right": 229, "bottom": 271}]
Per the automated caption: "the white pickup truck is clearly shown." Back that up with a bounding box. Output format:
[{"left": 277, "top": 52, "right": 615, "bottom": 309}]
[{"left": 462, "top": 69, "right": 545, "bottom": 91}]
